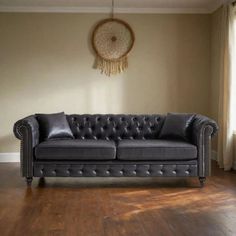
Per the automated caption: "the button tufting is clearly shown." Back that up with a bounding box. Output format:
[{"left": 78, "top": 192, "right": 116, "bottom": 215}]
[
  {"left": 65, "top": 115, "right": 166, "bottom": 142},
  {"left": 34, "top": 163, "right": 197, "bottom": 178}
]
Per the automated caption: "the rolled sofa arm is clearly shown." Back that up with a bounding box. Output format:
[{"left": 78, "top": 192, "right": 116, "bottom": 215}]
[
  {"left": 192, "top": 114, "right": 219, "bottom": 177},
  {"left": 13, "top": 115, "right": 39, "bottom": 177}
]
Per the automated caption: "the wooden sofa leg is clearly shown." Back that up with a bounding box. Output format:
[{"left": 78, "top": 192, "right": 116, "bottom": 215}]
[
  {"left": 26, "top": 177, "right": 33, "bottom": 186},
  {"left": 199, "top": 177, "right": 206, "bottom": 188}
]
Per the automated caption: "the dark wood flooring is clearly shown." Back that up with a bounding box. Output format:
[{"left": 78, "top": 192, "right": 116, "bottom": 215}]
[{"left": 0, "top": 161, "right": 236, "bottom": 236}]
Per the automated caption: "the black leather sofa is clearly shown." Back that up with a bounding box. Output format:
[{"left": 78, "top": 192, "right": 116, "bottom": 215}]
[{"left": 13, "top": 114, "right": 218, "bottom": 187}]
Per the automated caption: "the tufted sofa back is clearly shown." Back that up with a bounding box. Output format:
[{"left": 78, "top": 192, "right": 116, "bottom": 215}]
[{"left": 67, "top": 114, "right": 165, "bottom": 141}]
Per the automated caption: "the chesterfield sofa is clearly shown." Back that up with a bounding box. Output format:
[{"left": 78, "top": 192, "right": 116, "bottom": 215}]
[{"left": 13, "top": 113, "right": 218, "bottom": 187}]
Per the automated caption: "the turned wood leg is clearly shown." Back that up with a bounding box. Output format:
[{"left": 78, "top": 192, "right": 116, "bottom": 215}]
[
  {"left": 26, "top": 177, "right": 33, "bottom": 186},
  {"left": 199, "top": 177, "right": 206, "bottom": 188}
]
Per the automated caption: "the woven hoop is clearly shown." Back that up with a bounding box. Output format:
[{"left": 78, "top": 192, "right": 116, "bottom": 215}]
[{"left": 92, "top": 18, "right": 135, "bottom": 76}]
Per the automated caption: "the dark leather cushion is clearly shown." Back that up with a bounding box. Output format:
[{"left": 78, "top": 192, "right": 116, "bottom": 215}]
[
  {"left": 35, "top": 139, "right": 116, "bottom": 160},
  {"left": 117, "top": 140, "right": 197, "bottom": 161},
  {"left": 36, "top": 112, "right": 74, "bottom": 140},
  {"left": 159, "top": 113, "right": 195, "bottom": 141}
]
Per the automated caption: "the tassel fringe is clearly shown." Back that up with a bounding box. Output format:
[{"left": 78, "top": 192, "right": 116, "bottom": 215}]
[{"left": 95, "top": 56, "right": 128, "bottom": 77}]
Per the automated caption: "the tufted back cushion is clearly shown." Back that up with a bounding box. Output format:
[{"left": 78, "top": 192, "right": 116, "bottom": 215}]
[{"left": 67, "top": 114, "right": 165, "bottom": 141}]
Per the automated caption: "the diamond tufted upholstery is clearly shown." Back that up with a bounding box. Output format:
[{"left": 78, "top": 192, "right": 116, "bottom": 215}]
[
  {"left": 13, "top": 113, "right": 218, "bottom": 185},
  {"left": 67, "top": 114, "right": 164, "bottom": 141},
  {"left": 34, "top": 163, "right": 198, "bottom": 177}
]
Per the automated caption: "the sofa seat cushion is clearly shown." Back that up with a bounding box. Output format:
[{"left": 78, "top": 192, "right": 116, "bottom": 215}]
[
  {"left": 117, "top": 140, "right": 197, "bottom": 161},
  {"left": 35, "top": 140, "right": 116, "bottom": 161}
]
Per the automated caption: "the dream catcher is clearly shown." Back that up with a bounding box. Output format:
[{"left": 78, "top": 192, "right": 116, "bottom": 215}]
[{"left": 91, "top": 0, "right": 135, "bottom": 76}]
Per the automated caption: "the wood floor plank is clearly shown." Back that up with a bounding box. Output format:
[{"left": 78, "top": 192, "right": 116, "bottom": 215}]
[{"left": 0, "top": 161, "right": 236, "bottom": 236}]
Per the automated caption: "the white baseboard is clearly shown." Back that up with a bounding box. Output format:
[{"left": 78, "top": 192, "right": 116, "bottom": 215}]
[
  {"left": 234, "top": 162, "right": 236, "bottom": 171},
  {"left": 211, "top": 150, "right": 218, "bottom": 161},
  {"left": 0, "top": 153, "right": 20, "bottom": 162},
  {"left": 211, "top": 150, "right": 236, "bottom": 170}
]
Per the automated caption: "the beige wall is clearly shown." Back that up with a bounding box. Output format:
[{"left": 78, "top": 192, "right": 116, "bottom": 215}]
[{"left": 0, "top": 13, "right": 211, "bottom": 153}]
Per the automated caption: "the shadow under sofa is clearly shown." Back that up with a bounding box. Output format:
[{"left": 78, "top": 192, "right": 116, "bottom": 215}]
[{"left": 13, "top": 113, "right": 218, "bottom": 187}]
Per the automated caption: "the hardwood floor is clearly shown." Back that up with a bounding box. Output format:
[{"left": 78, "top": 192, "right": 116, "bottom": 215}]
[{"left": 0, "top": 161, "right": 236, "bottom": 236}]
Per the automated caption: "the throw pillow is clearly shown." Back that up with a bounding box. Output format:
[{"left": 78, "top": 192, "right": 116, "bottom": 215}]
[
  {"left": 159, "top": 113, "right": 195, "bottom": 141},
  {"left": 36, "top": 112, "right": 74, "bottom": 140}
]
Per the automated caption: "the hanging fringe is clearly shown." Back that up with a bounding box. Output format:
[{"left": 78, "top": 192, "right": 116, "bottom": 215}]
[{"left": 95, "top": 56, "right": 128, "bottom": 77}]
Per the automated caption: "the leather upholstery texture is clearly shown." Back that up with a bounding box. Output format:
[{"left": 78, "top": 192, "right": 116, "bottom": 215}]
[
  {"left": 67, "top": 114, "right": 165, "bottom": 141},
  {"left": 192, "top": 114, "right": 218, "bottom": 176},
  {"left": 36, "top": 112, "right": 74, "bottom": 140},
  {"left": 35, "top": 140, "right": 116, "bottom": 161},
  {"left": 13, "top": 114, "right": 218, "bottom": 179},
  {"left": 34, "top": 163, "right": 198, "bottom": 177},
  {"left": 117, "top": 140, "right": 197, "bottom": 161},
  {"left": 159, "top": 113, "right": 195, "bottom": 141},
  {"left": 13, "top": 115, "right": 39, "bottom": 177}
]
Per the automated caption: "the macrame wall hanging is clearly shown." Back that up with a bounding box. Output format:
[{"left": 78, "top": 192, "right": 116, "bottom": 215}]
[{"left": 91, "top": 0, "right": 135, "bottom": 76}]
